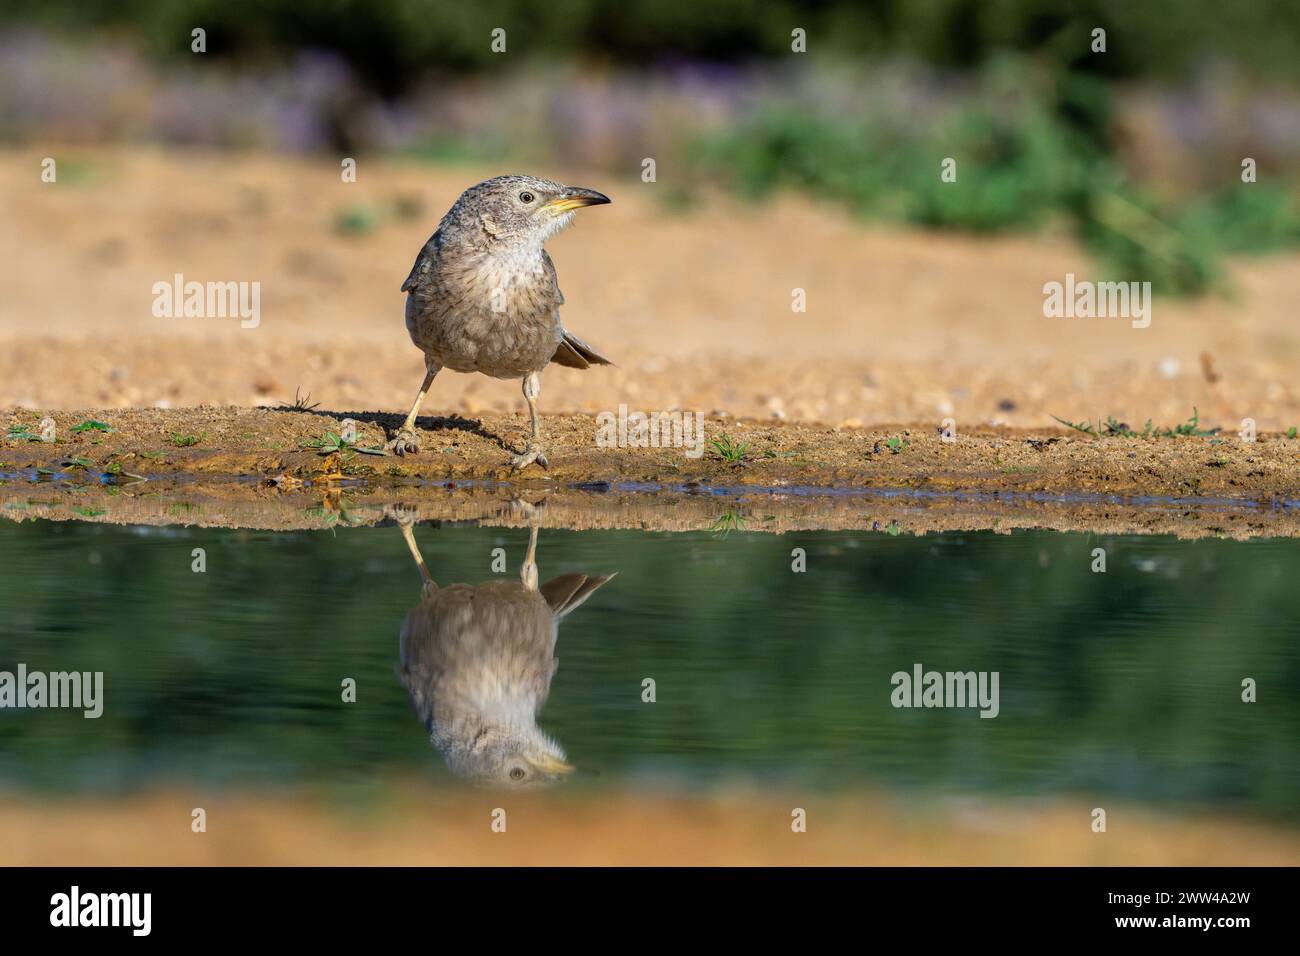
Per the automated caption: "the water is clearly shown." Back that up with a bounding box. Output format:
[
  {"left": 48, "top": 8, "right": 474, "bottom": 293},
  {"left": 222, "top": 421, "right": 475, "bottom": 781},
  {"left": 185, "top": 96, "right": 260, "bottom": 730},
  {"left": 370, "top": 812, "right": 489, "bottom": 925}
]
[{"left": 0, "top": 517, "right": 1296, "bottom": 819}]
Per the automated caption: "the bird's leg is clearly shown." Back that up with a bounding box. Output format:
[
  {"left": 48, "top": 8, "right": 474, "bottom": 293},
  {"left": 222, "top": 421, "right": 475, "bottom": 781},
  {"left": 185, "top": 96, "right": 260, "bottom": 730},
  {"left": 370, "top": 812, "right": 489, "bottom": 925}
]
[
  {"left": 510, "top": 371, "right": 549, "bottom": 470},
  {"left": 397, "top": 518, "right": 437, "bottom": 595},
  {"left": 386, "top": 363, "right": 440, "bottom": 456},
  {"left": 519, "top": 522, "right": 539, "bottom": 592}
]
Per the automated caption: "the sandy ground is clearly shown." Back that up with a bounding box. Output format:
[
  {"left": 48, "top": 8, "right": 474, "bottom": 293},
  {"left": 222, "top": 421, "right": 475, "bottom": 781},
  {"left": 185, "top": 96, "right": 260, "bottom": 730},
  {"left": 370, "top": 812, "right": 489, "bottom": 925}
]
[
  {"left": 2, "top": 786, "right": 1295, "bottom": 866},
  {"left": 2, "top": 146, "right": 1299, "bottom": 437}
]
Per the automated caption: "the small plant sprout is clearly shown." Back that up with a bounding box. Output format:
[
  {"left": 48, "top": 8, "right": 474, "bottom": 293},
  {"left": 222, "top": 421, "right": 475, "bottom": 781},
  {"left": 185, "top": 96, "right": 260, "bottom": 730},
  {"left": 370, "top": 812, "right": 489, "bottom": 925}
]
[
  {"left": 1051, "top": 408, "right": 1219, "bottom": 439},
  {"left": 71, "top": 420, "right": 112, "bottom": 434},
  {"left": 281, "top": 388, "right": 321, "bottom": 412},
  {"left": 169, "top": 432, "right": 202, "bottom": 447},
  {"left": 1161, "top": 407, "right": 1218, "bottom": 437},
  {"left": 6, "top": 424, "right": 44, "bottom": 443},
  {"left": 710, "top": 509, "right": 746, "bottom": 538},
  {"left": 1051, "top": 415, "right": 1097, "bottom": 436},
  {"left": 301, "top": 429, "right": 388, "bottom": 458},
  {"left": 708, "top": 433, "right": 751, "bottom": 464}
]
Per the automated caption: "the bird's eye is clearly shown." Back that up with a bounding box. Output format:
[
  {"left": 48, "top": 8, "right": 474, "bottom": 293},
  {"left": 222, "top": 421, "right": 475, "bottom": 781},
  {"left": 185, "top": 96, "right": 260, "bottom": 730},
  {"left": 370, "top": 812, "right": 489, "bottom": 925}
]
[
  {"left": 518, "top": 191, "right": 535, "bottom": 204},
  {"left": 509, "top": 767, "right": 526, "bottom": 780}
]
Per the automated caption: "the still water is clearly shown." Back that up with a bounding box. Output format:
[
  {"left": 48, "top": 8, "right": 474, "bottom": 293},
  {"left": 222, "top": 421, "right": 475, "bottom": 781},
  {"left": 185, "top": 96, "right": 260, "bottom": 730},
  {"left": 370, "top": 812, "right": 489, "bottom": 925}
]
[{"left": 0, "top": 517, "right": 1296, "bottom": 818}]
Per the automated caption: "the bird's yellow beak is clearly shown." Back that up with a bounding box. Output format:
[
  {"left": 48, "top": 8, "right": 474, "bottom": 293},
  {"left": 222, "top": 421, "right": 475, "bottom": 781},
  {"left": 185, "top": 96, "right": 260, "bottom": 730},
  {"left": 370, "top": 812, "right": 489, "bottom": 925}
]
[
  {"left": 542, "top": 188, "right": 611, "bottom": 214},
  {"left": 527, "top": 753, "right": 576, "bottom": 776}
]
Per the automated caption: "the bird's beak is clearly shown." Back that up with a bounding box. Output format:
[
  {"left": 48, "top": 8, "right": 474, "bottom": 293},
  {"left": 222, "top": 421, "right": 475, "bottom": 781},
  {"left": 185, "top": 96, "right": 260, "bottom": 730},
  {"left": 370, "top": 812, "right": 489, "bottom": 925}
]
[
  {"left": 527, "top": 753, "right": 576, "bottom": 776},
  {"left": 542, "top": 187, "right": 611, "bottom": 214}
]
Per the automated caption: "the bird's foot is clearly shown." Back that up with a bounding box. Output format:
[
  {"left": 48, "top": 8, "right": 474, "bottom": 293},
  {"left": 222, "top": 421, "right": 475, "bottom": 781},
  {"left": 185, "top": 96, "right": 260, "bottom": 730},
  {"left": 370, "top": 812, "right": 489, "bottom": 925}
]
[
  {"left": 385, "top": 427, "right": 421, "bottom": 456},
  {"left": 507, "top": 496, "right": 548, "bottom": 520},
  {"left": 509, "top": 442, "right": 550, "bottom": 472},
  {"left": 382, "top": 503, "right": 423, "bottom": 529}
]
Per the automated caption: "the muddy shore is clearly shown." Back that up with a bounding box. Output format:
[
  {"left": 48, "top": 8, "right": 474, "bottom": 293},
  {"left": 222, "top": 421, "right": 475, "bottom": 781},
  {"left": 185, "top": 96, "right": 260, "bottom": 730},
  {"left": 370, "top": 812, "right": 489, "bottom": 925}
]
[{"left": 3, "top": 406, "right": 1297, "bottom": 538}]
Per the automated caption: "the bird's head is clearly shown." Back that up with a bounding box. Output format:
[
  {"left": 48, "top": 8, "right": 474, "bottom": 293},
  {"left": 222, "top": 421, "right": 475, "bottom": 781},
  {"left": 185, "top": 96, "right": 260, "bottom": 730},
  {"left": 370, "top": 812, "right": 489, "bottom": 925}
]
[
  {"left": 443, "top": 724, "right": 576, "bottom": 789},
  {"left": 450, "top": 174, "right": 610, "bottom": 245}
]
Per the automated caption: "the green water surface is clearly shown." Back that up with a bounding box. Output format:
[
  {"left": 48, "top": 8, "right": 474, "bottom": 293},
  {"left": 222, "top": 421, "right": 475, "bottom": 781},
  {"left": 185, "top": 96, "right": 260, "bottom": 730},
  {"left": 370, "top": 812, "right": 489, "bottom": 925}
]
[{"left": 0, "top": 518, "right": 1296, "bottom": 817}]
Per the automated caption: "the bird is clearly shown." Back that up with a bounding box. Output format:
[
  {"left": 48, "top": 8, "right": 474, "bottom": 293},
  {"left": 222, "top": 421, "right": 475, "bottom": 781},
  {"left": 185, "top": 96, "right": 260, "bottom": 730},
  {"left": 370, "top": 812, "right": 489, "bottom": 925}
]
[
  {"left": 394, "top": 514, "right": 616, "bottom": 787},
  {"left": 389, "top": 174, "right": 614, "bottom": 470}
]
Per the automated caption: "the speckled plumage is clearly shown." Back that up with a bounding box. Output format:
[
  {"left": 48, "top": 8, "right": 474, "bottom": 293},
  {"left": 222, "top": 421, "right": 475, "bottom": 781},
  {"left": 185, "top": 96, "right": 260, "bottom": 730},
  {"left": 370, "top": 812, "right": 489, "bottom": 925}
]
[
  {"left": 387, "top": 175, "right": 614, "bottom": 467},
  {"left": 396, "top": 521, "right": 615, "bottom": 788}
]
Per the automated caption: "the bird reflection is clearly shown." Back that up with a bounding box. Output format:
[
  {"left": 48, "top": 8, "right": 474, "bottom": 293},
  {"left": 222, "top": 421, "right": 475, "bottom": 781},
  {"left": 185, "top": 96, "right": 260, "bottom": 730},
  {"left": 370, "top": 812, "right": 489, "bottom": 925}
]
[{"left": 395, "top": 512, "right": 615, "bottom": 788}]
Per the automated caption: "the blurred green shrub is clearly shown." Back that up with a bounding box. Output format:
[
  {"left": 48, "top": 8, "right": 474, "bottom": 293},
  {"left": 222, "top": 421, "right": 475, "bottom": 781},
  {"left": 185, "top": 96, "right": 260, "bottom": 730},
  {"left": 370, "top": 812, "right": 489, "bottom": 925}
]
[
  {"left": 8, "top": 1, "right": 1300, "bottom": 294},
  {"left": 692, "top": 62, "right": 1300, "bottom": 295},
  {"left": 8, "top": 0, "right": 1300, "bottom": 94}
]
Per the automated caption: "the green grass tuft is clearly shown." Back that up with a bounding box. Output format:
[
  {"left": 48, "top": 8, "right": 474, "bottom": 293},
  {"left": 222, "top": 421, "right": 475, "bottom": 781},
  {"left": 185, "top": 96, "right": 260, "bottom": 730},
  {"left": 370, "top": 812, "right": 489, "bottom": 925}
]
[{"left": 708, "top": 433, "right": 751, "bottom": 464}]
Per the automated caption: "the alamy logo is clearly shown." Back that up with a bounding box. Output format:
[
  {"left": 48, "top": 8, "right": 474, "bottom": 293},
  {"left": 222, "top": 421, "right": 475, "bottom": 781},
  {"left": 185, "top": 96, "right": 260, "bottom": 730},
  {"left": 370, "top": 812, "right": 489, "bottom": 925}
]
[
  {"left": 152, "top": 273, "right": 261, "bottom": 328},
  {"left": 1043, "top": 273, "right": 1151, "bottom": 329},
  {"left": 596, "top": 404, "right": 706, "bottom": 459},
  {"left": 0, "top": 664, "right": 103, "bottom": 718},
  {"left": 50, "top": 886, "right": 151, "bottom": 936},
  {"left": 890, "top": 663, "right": 1000, "bottom": 718}
]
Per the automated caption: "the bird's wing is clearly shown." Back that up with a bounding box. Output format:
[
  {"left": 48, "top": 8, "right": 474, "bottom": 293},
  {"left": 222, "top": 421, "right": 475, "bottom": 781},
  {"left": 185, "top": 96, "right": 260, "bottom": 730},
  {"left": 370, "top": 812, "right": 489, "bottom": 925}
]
[
  {"left": 541, "top": 250, "right": 565, "bottom": 306},
  {"left": 537, "top": 250, "right": 615, "bottom": 369},
  {"left": 400, "top": 232, "right": 440, "bottom": 293},
  {"left": 540, "top": 572, "right": 617, "bottom": 622}
]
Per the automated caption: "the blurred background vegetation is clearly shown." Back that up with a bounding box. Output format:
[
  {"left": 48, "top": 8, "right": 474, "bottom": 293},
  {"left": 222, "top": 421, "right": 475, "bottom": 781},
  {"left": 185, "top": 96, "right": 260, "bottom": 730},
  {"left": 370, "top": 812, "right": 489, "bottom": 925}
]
[{"left": 3, "top": 0, "right": 1300, "bottom": 292}]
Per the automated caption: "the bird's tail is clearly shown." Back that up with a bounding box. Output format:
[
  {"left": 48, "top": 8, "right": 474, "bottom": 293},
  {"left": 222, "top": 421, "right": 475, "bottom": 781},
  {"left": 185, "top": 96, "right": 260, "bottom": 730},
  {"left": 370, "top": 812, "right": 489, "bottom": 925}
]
[
  {"left": 551, "top": 331, "right": 615, "bottom": 370},
  {"left": 541, "top": 572, "right": 618, "bottom": 621}
]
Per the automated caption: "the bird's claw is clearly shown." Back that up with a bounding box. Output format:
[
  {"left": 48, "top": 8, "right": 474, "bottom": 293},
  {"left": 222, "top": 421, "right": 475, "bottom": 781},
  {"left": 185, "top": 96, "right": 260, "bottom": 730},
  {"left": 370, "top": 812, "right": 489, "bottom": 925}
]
[
  {"left": 386, "top": 427, "right": 421, "bottom": 456},
  {"left": 382, "top": 503, "right": 421, "bottom": 526},
  {"left": 510, "top": 443, "right": 550, "bottom": 472}
]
